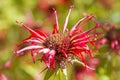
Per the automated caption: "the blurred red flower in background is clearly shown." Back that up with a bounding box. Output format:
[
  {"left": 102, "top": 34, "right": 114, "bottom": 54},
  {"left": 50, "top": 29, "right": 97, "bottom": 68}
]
[
  {"left": 24, "top": 11, "right": 51, "bottom": 35},
  {"left": 37, "top": 0, "right": 73, "bottom": 14},
  {"left": 37, "top": 0, "right": 74, "bottom": 27},
  {"left": 0, "top": 29, "right": 7, "bottom": 50},
  {"left": 97, "top": 23, "right": 120, "bottom": 55},
  {"left": 0, "top": 74, "right": 8, "bottom": 80},
  {"left": 15, "top": 6, "right": 100, "bottom": 70},
  {"left": 97, "top": 0, "right": 115, "bottom": 9}
]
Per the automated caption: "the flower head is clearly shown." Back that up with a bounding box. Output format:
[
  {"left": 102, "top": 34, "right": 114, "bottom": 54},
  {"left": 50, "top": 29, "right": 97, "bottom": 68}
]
[
  {"left": 16, "top": 6, "right": 99, "bottom": 69},
  {"left": 106, "top": 28, "right": 120, "bottom": 52},
  {"left": 97, "top": 23, "right": 120, "bottom": 54}
]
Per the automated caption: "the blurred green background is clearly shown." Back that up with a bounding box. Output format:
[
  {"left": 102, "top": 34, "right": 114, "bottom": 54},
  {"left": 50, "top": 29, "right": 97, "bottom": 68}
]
[{"left": 0, "top": 0, "right": 120, "bottom": 80}]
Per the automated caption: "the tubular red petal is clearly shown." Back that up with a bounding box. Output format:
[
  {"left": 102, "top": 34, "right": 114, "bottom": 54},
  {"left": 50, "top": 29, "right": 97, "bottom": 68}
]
[
  {"left": 78, "top": 22, "right": 99, "bottom": 34},
  {"left": 23, "top": 39, "right": 42, "bottom": 44},
  {"left": 52, "top": 24, "right": 58, "bottom": 34},
  {"left": 70, "top": 17, "right": 86, "bottom": 33},
  {"left": 49, "top": 50, "right": 56, "bottom": 69},
  {"left": 61, "top": 50, "right": 67, "bottom": 58},
  {"left": 19, "top": 36, "right": 43, "bottom": 44},
  {"left": 87, "top": 50, "right": 93, "bottom": 57},
  {"left": 71, "top": 46, "right": 93, "bottom": 58},
  {"left": 42, "top": 54, "right": 50, "bottom": 68},
  {"left": 71, "top": 23, "right": 99, "bottom": 41},
  {"left": 71, "top": 35, "right": 93, "bottom": 43},
  {"left": 16, "top": 37, "right": 43, "bottom": 54},
  {"left": 70, "top": 15, "right": 95, "bottom": 36},
  {"left": 16, "top": 36, "right": 32, "bottom": 48},
  {"left": 52, "top": 8, "right": 59, "bottom": 34},
  {"left": 71, "top": 30, "right": 90, "bottom": 40},
  {"left": 70, "top": 15, "right": 92, "bottom": 33},
  {"left": 75, "top": 15, "right": 95, "bottom": 33},
  {"left": 73, "top": 40, "right": 96, "bottom": 47},
  {"left": 73, "top": 43, "right": 87, "bottom": 47},
  {"left": 63, "top": 6, "right": 73, "bottom": 33},
  {"left": 49, "top": 50, "right": 56, "bottom": 55},
  {"left": 72, "top": 49, "right": 84, "bottom": 54},
  {"left": 72, "top": 36, "right": 96, "bottom": 45},
  {"left": 51, "top": 58, "right": 55, "bottom": 69},
  {"left": 16, "top": 21, "right": 46, "bottom": 40},
  {"left": 39, "top": 48, "right": 50, "bottom": 53},
  {"left": 34, "top": 30, "right": 47, "bottom": 38},
  {"left": 72, "top": 50, "right": 86, "bottom": 65},
  {"left": 16, "top": 45, "right": 43, "bottom": 54},
  {"left": 42, "top": 50, "right": 56, "bottom": 69},
  {"left": 83, "top": 46, "right": 93, "bottom": 57},
  {"left": 31, "top": 51, "right": 35, "bottom": 63},
  {"left": 78, "top": 53, "right": 86, "bottom": 66}
]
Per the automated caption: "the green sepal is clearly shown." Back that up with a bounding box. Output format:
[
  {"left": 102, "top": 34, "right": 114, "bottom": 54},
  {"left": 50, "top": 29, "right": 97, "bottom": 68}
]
[{"left": 44, "top": 69, "right": 57, "bottom": 80}]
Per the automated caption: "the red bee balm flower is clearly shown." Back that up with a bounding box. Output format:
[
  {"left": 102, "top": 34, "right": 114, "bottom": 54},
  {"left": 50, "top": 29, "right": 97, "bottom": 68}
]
[
  {"left": 16, "top": 7, "right": 99, "bottom": 69},
  {"left": 97, "top": 23, "right": 120, "bottom": 55}
]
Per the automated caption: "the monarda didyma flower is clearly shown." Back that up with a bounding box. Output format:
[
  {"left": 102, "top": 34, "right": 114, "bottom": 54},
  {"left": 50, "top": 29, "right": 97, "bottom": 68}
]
[
  {"left": 97, "top": 23, "right": 120, "bottom": 55},
  {"left": 15, "top": 6, "right": 99, "bottom": 78}
]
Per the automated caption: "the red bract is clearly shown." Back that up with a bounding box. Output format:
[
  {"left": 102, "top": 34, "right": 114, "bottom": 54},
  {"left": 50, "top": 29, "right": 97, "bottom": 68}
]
[{"left": 16, "top": 6, "right": 99, "bottom": 69}]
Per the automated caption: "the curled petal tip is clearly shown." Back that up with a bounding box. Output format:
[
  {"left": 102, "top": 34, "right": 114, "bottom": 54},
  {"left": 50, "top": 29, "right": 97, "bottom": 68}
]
[
  {"left": 52, "top": 8, "right": 56, "bottom": 12},
  {"left": 52, "top": 7, "right": 59, "bottom": 34},
  {"left": 63, "top": 6, "right": 73, "bottom": 33},
  {"left": 95, "top": 23, "right": 101, "bottom": 28},
  {"left": 13, "top": 48, "right": 19, "bottom": 56},
  {"left": 16, "top": 20, "right": 24, "bottom": 26},
  {"left": 51, "top": 8, "right": 57, "bottom": 15},
  {"left": 87, "top": 14, "right": 95, "bottom": 20},
  {"left": 16, "top": 20, "right": 20, "bottom": 23},
  {"left": 83, "top": 13, "right": 95, "bottom": 20}
]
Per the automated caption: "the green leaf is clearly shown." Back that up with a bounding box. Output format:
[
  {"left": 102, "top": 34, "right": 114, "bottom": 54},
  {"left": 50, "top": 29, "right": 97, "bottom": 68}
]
[
  {"left": 44, "top": 69, "right": 56, "bottom": 80},
  {"left": 52, "top": 69, "right": 66, "bottom": 80}
]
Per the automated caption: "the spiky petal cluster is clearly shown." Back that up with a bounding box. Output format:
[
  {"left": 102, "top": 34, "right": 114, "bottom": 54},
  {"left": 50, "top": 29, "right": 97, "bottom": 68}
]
[{"left": 16, "top": 7, "right": 99, "bottom": 69}]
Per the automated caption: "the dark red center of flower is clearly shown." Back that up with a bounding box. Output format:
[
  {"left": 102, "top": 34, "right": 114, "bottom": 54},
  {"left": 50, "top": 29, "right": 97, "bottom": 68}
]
[
  {"left": 106, "top": 28, "right": 120, "bottom": 41},
  {"left": 43, "top": 34, "right": 71, "bottom": 68},
  {"left": 44, "top": 34, "right": 70, "bottom": 54}
]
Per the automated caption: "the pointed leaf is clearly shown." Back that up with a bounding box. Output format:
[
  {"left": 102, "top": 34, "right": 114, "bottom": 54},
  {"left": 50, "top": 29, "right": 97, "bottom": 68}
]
[{"left": 44, "top": 69, "right": 56, "bottom": 80}]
